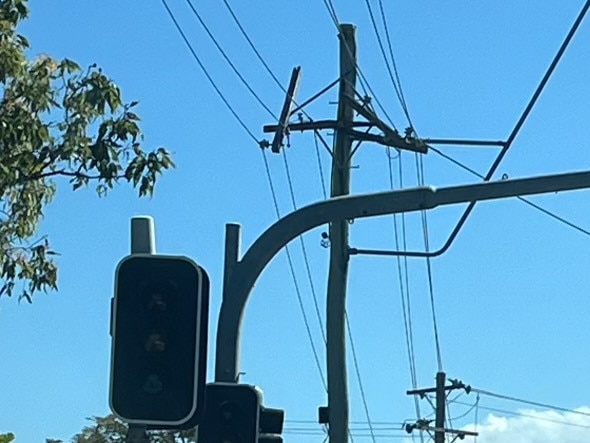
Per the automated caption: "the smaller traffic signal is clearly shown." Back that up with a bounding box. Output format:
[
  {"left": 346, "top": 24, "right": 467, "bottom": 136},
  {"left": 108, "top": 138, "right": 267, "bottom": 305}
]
[
  {"left": 109, "top": 255, "right": 209, "bottom": 427},
  {"left": 259, "top": 406, "right": 285, "bottom": 443},
  {"left": 200, "top": 383, "right": 261, "bottom": 443}
]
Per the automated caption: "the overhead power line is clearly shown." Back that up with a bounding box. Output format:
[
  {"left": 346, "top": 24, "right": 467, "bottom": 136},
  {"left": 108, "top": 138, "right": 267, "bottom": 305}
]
[
  {"left": 473, "top": 388, "right": 590, "bottom": 418},
  {"left": 286, "top": 419, "right": 405, "bottom": 426},
  {"left": 161, "top": 0, "right": 329, "bottom": 392},
  {"left": 222, "top": 0, "right": 336, "bottom": 160},
  {"left": 430, "top": 146, "right": 590, "bottom": 237},
  {"left": 178, "top": 0, "right": 331, "bottom": 388},
  {"left": 221, "top": 0, "right": 286, "bottom": 92},
  {"left": 345, "top": 312, "right": 378, "bottom": 443},
  {"left": 435, "top": 0, "right": 590, "bottom": 254},
  {"left": 160, "top": 0, "right": 260, "bottom": 144},
  {"left": 221, "top": 7, "right": 381, "bottom": 441},
  {"left": 367, "top": 0, "right": 590, "bottom": 259},
  {"left": 387, "top": 150, "right": 424, "bottom": 443},
  {"left": 363, "top": 0, "right": 415, "bottom": 129},
  {"left": 218, "top": 1, "right": 333, "bottom": 347},
  {"left": 281, "top": 147, "right": 327, "bottom": 345},
  {"left": 183, "top": 0, "right": 277, "bottom": 120},
  {"left": 415, "top": 154, "right": 443, "bottom": 372},
  {"left": 452, "top": 399, "right": 590, "bottom": 431},
  {"left": 318, "top": 0, "right": 400, "bottom": 131},
  {"left": 377, "top": 0, "right": 413, "bottom": 128},
  {"left": 261, "top": 148, "right": 328, "bottom": 392}
]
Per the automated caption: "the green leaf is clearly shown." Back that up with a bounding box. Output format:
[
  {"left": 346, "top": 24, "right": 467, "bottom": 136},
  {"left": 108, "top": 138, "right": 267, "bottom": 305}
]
[
  {"left": 0, "top": 2, "right": 174, "bottom": 302},
  {"left": 0, "top": 432, "right": 16, "bottom": 443},
  {"left": 62, "top": 58, "right": 80, "bottom": 73}
]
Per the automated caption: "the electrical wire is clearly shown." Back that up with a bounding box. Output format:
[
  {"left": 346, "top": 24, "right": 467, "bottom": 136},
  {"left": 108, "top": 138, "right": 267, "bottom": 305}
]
[
  {"left": 474, "top": 393, "right": 480, "bottom": 443},
  {"left": 448, "top": 396, "right": 479, "bottom": 422},
  {"left": 472, "top": 388, "right": 590, "bottom": 418},
  {"left": 221, "top": 0, "right": 287, "bottom": 92},
  {"left": 286, "top": 419, "right": 405, "bottom": 426},
  {"left": 284, "top": 430, "right": 408, "bottom": 439},
  {"left": 387, "top": 151, "right": 424, "bottom": 443},
  {"left": 345, "top": 312, "right": 378, "bottom": 443},
  {"left": 160, "top": 0, "right": 261, "bottom": 144},
  {"left": 306, "top": 8, "right": 387, "bottom": 443},
  {"left": 163, "top": 3, "right": 590, "bottom": 441},
  {"left": 447, "top": 392, "right": 464, "bottom": 406},
  {"left": 281, "top": 147, "right": 327, "bottom": 344},
  {"left": 183, "top": 0, "right": 277, "bottom": 120},
  {"left": 218, "top": 4, "right": 333, "bottom": 346},
  {"left": 319, "top": 0, "right": 400, "bottom": 131},
  {"left": 367, "top": 1, "right": 590, "bottom": 259},
  {"left": 446, "top": 395, "right": 454, "bottom": 431},
  {"left": 261, "top": 149, "right": 328, "bottom": 391},
  {"left": 321, "top": 0, "right": 340, "bottom": 26},
  {"left": 437, "top": 0, "right": 590, "bottom": 253},
  {"left": 378, "top": 0, "right": 413, "bottom": 128},
  {"left": 215, "top": 6, "right": 370, "bottom": 443},
  {"left": 314, "top": 132, "right": 329, "bottom": 199},
  {"left": 161, "top": 0, "right": 330, "bottom": 393},
  {"left": 416, "top": 154, "right": 443, "bottom": 371},
  {"left": 452, "top": 400, "right": 590, "bottom": 430},
  {"left": 221, "top": 0, "right": 336, "bottom": 155},
  {"left": 363, "top": 0, "right": 404, "bottom": 104},
  {"left": 430, "top": 146, "right": 590, "bottom": 237},
  {"left": 363, "top": 0, "right": 414, "bottom": 129}
]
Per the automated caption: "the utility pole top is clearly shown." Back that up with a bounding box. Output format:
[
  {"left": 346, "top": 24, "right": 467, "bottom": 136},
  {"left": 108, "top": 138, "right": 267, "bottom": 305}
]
[{"left": 406, "top": 372, "right": 478, "bottom": 443}]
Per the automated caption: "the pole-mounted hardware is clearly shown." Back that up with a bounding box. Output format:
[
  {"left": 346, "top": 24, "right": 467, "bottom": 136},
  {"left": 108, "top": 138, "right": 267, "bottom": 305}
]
[{"left": 406, "top": 372, "right": 477, "bottom": 443}]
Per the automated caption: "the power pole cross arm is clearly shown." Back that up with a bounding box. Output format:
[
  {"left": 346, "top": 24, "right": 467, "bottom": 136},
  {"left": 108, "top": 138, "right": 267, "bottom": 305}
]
[
  {"left": 342, "top": 94, "right": 428, "bottom": 153},
  {"left": 271, "top": 67, "right": 302, "bottom": 153}
]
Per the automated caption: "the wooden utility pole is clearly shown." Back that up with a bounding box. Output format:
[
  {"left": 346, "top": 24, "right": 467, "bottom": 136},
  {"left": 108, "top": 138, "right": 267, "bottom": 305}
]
[
  {"left": 326, "top": 23, "right": 357, "bottom": 443},
  {"left": 434, "top": 372, "right": 446, "bottom": 443},
  {"left": 406, "top": 373, "right": 478, "bottom": 442},
  {"left": 263, "top": 21, "right": 426, "bottom": 443}
]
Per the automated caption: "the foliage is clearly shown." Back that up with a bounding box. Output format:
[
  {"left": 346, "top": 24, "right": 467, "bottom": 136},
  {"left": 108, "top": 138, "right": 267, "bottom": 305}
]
[
  {"left": 0, "top": 433, "right": 15, "bottom": 443},
  {"left": 0, "top": 0, "right": 174, "bottom": 302},
  {"left": 46, "top": 414, "right": 197, "bottom": 443}
]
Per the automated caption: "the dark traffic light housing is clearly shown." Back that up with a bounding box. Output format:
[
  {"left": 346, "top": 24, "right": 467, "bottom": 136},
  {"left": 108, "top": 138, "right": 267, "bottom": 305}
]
[
  {"left": 200, "top": 383, "right": 262, "bottom": 443},
  {"left": 201, "top": 383, "right": 286, "bottom": 443},
  {"left": 109, "top": 254, "right": 209, "bottom": 427}
]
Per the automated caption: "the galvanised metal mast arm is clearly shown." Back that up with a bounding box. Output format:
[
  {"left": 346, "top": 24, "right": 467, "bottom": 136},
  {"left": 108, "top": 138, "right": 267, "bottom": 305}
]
[{"left": 215, "top": 169, "right": 590, "bottom": 382}]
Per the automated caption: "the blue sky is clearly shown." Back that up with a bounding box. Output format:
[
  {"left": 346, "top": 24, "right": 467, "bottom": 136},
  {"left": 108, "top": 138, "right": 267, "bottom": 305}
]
[{"left": 2, "top": 1, "right": 590, "bottom": 442}]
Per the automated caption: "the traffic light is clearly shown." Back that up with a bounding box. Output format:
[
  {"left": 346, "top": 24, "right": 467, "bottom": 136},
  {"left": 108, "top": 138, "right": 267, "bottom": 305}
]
[
  {"left": 109, "top": 254, "right": 209, "bottom": 427},
  {"left": 259, "top": 406, "right": 285, "bottom": 443},
  {"left": 200, "top": 383, "right": 261, "bottom": 443}
]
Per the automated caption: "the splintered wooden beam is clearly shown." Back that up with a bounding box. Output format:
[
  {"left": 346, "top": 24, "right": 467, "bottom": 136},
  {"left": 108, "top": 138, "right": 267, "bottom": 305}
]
[
  {"left": 271, "top": 66, "right": 302, "bottom": 153},
  {"left": 343, "top": 94, "right": 428, "bottom": 154}
]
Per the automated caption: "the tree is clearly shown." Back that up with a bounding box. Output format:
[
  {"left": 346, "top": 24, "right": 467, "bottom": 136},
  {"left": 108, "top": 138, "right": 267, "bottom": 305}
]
[
  {"left": 46, "top": 414, "right": 197, "bottom": 443},
  {"left": 0, "top": 433, "right": 15, "bottom": 443},
  {"left": 0, "top": 0, "right": 174, "bottom": 302}
]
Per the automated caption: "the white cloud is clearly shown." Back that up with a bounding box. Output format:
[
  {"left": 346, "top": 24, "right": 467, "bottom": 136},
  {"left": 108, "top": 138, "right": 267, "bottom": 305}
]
[
  {"left": 397, "top": 408, "right": 590, "bottom": 443},
  {"left": 459, "top": 407, "right": 590, "bottom": 443}
]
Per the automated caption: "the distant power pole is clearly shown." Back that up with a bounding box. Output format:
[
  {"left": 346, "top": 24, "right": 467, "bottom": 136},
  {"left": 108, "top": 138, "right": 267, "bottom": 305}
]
[
  {"left": 406, "top": 372, "right": 478, "bottom": 442},
  {"left": 434, "top": 371, "right": 446, "bottom": 443}
]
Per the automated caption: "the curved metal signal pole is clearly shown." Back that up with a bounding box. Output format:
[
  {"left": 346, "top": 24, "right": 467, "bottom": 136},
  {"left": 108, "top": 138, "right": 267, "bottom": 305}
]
[{"left": 215, "top": 169, "right": 590, "bottom": 382}]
